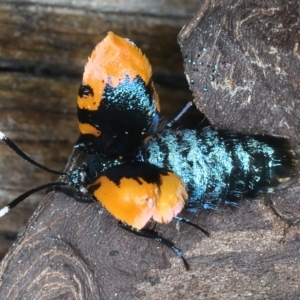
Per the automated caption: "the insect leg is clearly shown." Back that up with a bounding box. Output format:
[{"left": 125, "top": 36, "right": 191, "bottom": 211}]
[
  {"left": 118, "top": 221, "right": 190, "bottom": 270},
  {"left": 166, "top": 101, "right": 193, "bottom": 127},
  {"left": 173, "top": 216, "right": 210, "bottom": 237}
]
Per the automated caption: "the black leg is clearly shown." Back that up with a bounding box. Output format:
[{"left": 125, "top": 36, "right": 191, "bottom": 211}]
[
  {"left": 173, "top": 216, "right": 210, "bottom": 237},
  {"left": 118, "top": 222, "right": 190, "bottom": 270},
  {"left": 166, "top": 101, "right": 193, "bottom": 128}
]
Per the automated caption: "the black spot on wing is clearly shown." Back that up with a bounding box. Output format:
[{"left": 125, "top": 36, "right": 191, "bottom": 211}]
[
  {"left": 102, "top": 162, "right": 169, "bottom": 187},
  {"left": 78, "top": 83, "right": 94, "bottom": 98}
]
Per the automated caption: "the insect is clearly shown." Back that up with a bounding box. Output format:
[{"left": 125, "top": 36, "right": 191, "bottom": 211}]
[
  {"left": 75, "top": 31, "right": 161, "bottom": 156},
  {"left": 84, "top": 126, "right": 298, "bottom": 211},
  {"left": 0, "top": 131, "right": 208, "bottom": 270},
  {"left": 0, "top": 31, "right": 297, "bottom": 270},
  {"left": 0, "top": 125, "right": 297, "bottom": 269}
]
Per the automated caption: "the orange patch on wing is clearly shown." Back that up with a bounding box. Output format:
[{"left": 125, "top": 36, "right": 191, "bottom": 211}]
[
  {"left": 78, "top": 123, "right": 101, "bottom": 137},
  {"left": 150, "top": 81, "right": 160, "bottom": 112},
  {"left": 91, "top": 176, "right": 159, "bottom": 230},
  {"left": 90, "top": 167, "right": 187, "bottom": 230},
  {"left": 153, "top": 172, "right": 187, "bottom": 224},
  {"left": 78, "top": 31, "right": 159, "bottom": 111}
]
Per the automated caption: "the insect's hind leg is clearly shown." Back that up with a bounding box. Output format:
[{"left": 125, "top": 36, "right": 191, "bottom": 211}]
[
  {"left": 166, "top": 101, "right": 193, "bottom": 128},
  {"left": 173, "top": 216, "right": 210, "bottom": 237},
  {"left": 118, "top": 222, "right": 190, "bottom": 270}
]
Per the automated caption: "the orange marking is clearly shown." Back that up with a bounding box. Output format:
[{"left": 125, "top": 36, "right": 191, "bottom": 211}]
[
  {"left": 91, "top": 176, "right": 159, "bottom": 230},
  {"left": 90, "top": 169, "right": 187, "bottom": 230},
  {"left": 153, "top": 172, "right": 187, "bottom": 224},
  {"left": 150, "top": 81, "right": 160, "bottom": 111},
  {"left": 78, "top": 123, "right": 101, "bottom": 137},
  {"left": 78, "top": 32, "right": 160, "bottom": 111},
  {"left": 143, "top": 135, "right": 152, "bottom": 142}
]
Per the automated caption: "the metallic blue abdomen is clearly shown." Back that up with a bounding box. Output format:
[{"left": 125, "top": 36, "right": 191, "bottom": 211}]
[{"left": 146, "top": 128, "right": 297, "bottom": 210}]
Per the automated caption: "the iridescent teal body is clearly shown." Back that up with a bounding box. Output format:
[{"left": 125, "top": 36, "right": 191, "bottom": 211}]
[
  {"left": 145, "top": 128, "right": 296, "bottom": 210},
  {"left": 86, "top": 127, "right": 297, "bottom": 210},
  {"left": 76, "top": 75, "right": 160, "bottom": 156}
]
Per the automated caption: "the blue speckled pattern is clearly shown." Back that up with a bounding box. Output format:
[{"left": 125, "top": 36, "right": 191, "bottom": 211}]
[
  {"left": 76, "top": 75, "right": 160, "bottom": 156},
  {"left": 146, "top": 127, "right": 297, "bottom": 210},
  {"left": 104, "top": 75, "right": 156, "bottom": 113},
  {"left": 85, "top": 127, "right": 297, "bottom": 211}
]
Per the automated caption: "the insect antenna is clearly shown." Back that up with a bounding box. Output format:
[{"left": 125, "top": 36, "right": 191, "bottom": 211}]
[
  {"left": 0, "top": 182, "right": 69, "bottom": 217},
  {"left": 0, "top": 131, "right": 68, "bottom": 176},
  {"left": 0, "top": 131, "right": 72, "bottom": 216}
]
